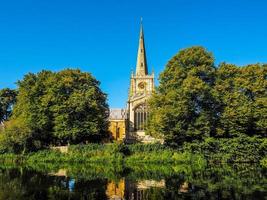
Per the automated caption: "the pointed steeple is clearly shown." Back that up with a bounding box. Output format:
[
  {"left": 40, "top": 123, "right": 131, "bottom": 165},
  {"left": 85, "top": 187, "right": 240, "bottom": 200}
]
[{"left": 135, "top": 18, "right": 148, "bottom": 76}]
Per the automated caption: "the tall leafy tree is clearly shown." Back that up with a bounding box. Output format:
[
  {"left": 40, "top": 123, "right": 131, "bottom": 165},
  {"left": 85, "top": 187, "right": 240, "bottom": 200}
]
[
  {"left": 148, "top": 47, "right": 266, "bottom": 147},
  {"left": 147, "top": 47, "right": 218, "bottom": 146},
  {"left": 2, "top": 69, "right": 109, "bottom": 151}
]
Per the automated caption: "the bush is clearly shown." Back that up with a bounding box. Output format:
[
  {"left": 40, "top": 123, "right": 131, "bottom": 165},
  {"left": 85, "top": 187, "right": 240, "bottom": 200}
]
[
  {"left": 183, "top": 136, "right": 266, "bottom": 163},
  {"left": 127, "top": 143, "right": 168, "bottom": 153},
  {"left": 0, "top": 118, "right": 38, "bottom": 154}
]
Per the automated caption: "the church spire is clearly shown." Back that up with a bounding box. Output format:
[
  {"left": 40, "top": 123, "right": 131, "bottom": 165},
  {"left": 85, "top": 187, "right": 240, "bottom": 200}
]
[{"left": 135, "top": 18, "right": 148, "bottom": 76}]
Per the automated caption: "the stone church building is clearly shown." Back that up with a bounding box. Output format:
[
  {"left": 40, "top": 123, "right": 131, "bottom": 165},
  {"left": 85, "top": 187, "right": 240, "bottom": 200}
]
[{"left": 109, "top": 21, "right": 156, "bottom": 143}]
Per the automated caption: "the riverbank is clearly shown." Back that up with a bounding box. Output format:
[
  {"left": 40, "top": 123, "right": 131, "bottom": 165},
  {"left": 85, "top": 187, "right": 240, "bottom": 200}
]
[
  {"left": 0, "top": 143, "right": 205, "bottom": 166},
  {"left": 0, "top": 137, "right": 266, "bottom": 168}
]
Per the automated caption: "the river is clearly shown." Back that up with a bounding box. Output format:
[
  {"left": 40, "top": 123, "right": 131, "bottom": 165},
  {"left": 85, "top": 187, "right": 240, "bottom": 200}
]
[{"left": 0, "top": 163, "right": 266, "bottom": 199}]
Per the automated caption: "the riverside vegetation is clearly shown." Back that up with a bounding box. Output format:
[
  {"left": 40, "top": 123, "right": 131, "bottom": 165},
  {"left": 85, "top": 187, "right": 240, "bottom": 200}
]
[
  {"left": 0, "top": 143, "right": 266, "bottom": 199},
  {"left": 0, "top": 141, "right": 266, "bottom": 168},
  {"left": 0, "top": 46, "right": 266, "bottom": 167}
]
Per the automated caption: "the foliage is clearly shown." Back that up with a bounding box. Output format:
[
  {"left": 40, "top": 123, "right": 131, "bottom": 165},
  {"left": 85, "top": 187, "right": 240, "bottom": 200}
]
[
  {"left": 68, "top": 143, "right": 125, "bottom": 163},
  {"left": 1, "top": 141, "right": 265, "bottom": 167},
  {"left": 214, "top": 63, "right": 267, "bottom": 137},
  {"left": 0, "top": 153, "right": 25, "bottom": 164},
  {"left": 0, "top": 117, "right": 36, "bottom": 154},
  {"left": 147, "top": 46, "right": 267, "bottom": 147},
  {"left": 0, "top": 69, "right": 109, "bottom": 152},
  {"left": 147, "top": 46, "right": 218, "bottom": 146},
  {"left": 183, "top": 136, "right": 267, "bottom": 163},
  {"left": 0, "top": 143, "right": 206, "bottom": 165},
  {"left": 260, "top": 157, "right": 267, "bottom": 168},
  {"left": 127, "top": 142, "right": 168, "bottom": 153}
]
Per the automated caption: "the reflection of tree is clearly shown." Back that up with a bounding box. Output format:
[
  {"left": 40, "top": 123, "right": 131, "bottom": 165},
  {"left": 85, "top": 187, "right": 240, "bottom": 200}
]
[
  {"left": 162, "top": 164, "right": 267, "bottom": 200},
  {"left": 0, "top": 163, "right": 266, "bottom": 200},
  {"left": 126, "top": 163, "right": 267, "bottom": 199},
  {"left": 0, "top": 169, "right": 26, "bottom": 200},
  {"left": 0, "top": 167, "right": 108, "bottom": 200}
]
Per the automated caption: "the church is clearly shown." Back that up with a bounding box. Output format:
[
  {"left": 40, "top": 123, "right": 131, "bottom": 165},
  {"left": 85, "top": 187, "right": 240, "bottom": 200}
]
[{"left": 109, "top": 21, "right": 156, "bottom": 143}]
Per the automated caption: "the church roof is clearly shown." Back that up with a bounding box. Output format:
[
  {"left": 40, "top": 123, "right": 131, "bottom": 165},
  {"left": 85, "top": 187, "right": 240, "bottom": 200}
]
[{"left": 109, "top": 109, "right": 127, "bottom": 120}]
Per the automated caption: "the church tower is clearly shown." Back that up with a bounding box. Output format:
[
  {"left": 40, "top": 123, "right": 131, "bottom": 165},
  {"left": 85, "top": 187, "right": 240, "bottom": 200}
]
[{"left": 127, "top": 20, "right": 155, "bottom": 141}]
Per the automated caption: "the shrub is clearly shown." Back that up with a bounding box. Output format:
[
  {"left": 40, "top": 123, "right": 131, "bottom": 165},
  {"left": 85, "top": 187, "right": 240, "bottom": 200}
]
[
  {"left": 183, "top": 136, "right": 266, "bottom": 163},
  {"left": 0, "top": 118, "right": 38, "bottom": 154}
]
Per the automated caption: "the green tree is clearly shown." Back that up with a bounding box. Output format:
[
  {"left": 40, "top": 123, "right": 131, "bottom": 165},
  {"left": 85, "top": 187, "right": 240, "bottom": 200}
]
[
  {"left": 0, "top": 88, "right": 17, "bottom": 122},
  {"left": 148, "top": 47, "right": 266, "bottom": 147},
  {"left": 214, "top": 63, "right": 267, "bottom": 137},
  {"left": 147, "top": 47, "right": 218, "bottom": 147},
  {"left": 2, "top": 69, "right": 109, "bottom": 151},
  {"left": 0, "top": 117, "right": 33, "bottom": 153}
]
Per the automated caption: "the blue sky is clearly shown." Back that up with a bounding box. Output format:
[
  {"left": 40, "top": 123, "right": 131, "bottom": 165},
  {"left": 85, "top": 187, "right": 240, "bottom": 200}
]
[{"left": 0, "top": 0, "right": 266, "bottom": 108}]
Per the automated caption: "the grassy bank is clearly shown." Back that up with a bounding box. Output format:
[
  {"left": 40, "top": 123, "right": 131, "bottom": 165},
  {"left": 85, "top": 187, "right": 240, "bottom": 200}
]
[
  {"left": 0, "top": 137, "right": 266, "bottom": 167},
  {"left": 19, "top": 143, "right": 206, "bottom": 166},
  {"left": 0, "top": 143, "right": 207, "bottom": 180}
]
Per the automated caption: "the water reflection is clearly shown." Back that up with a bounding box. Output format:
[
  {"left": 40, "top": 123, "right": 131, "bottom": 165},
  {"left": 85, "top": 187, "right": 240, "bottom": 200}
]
[
  {"left": 106, "top": 179, "right": 125, "bottom": 199},
  {"left": 106, "top": 179, "right": 166, "bottom": 200},
  {"left": 0, "top": 164, "right": 266, "bottom": 200}
]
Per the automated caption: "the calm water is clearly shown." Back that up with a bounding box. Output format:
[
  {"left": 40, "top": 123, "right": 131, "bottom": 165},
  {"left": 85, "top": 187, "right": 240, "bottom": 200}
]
[{"left": 0, "top": 164, "right": 266, "bottom": 200}]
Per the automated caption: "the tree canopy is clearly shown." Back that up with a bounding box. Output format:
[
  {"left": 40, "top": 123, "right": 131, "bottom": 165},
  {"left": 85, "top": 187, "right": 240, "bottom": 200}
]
[
  {"left": 0, "top": 69, "right": 109, "bottom": 152},
  {"left": 214, "top": 63, "right": 267, "bottom": 137},
  {"left": 147, "top": 46, "right": 267, "bottom": 147}
]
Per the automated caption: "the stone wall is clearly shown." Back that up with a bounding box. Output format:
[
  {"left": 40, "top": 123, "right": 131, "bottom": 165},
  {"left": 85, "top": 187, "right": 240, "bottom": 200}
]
[{"left": 108, "top": 119, "right": 127, "bottom": 141}]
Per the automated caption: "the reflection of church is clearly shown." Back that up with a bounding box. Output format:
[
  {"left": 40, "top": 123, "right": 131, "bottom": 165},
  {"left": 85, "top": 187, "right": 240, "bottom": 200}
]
[
  {"left": 109, "top": 21, "right": 157, "bottom": 143},
  {"left": 106, "top": 179, "right": 165, "bottom": 200}
]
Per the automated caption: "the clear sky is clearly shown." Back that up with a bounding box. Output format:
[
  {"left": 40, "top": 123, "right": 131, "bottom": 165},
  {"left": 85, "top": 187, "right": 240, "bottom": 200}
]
[{"left": 0, "top": 0, "right": 266, "bottom": 108}]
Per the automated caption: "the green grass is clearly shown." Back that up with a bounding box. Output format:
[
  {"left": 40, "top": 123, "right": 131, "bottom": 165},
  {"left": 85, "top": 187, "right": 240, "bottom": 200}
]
[
  {"left": 0, "top": 143, "right": 206, "bottom": 171},
  {"left": 0, "top": 138, "right": 265, "bottom": 169},
  {"left": 26, "top": 143, "right": 201, "bottom": 165}
]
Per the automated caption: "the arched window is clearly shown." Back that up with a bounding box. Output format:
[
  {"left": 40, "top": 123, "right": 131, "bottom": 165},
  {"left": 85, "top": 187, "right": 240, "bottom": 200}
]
[{"left": 134, "top": 103, "right": 149, "bottom": 131}]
